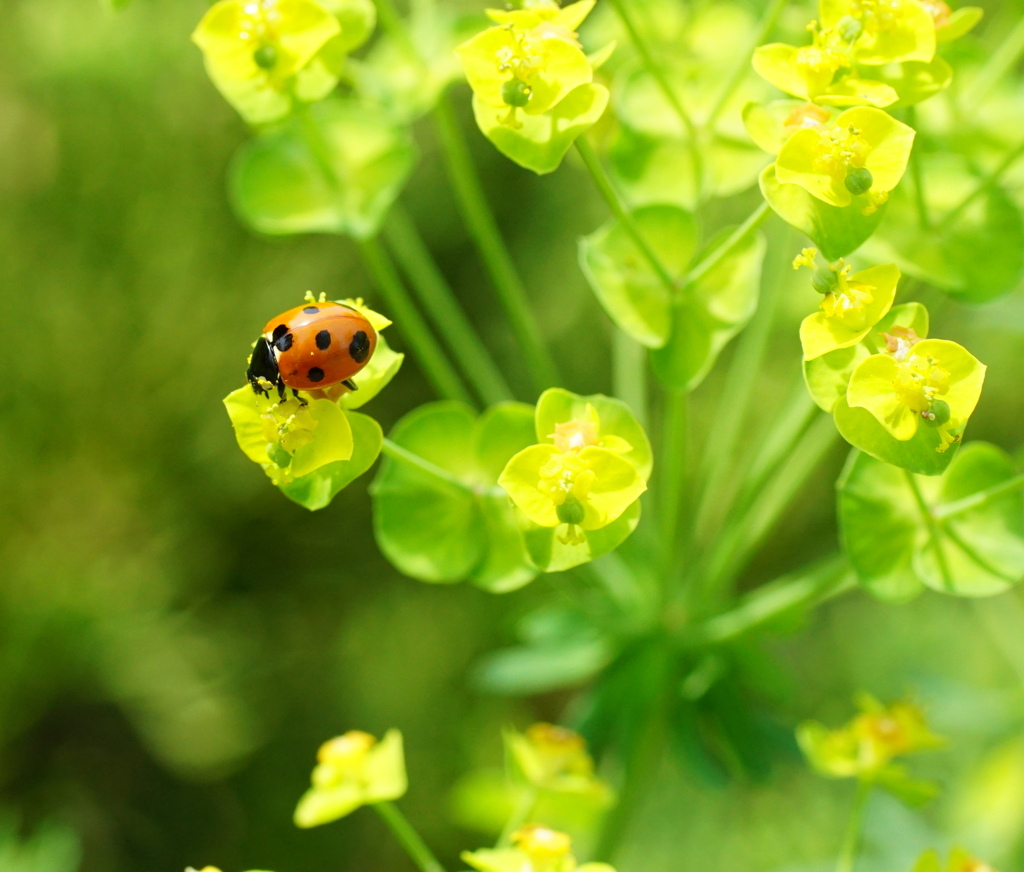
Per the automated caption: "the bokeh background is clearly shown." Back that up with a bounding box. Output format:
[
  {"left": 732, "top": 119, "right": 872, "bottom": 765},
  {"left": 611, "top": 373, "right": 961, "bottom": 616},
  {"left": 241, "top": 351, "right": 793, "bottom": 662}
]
[{"left": 3, "top": 0, "right": 1024, "bottom": 870}]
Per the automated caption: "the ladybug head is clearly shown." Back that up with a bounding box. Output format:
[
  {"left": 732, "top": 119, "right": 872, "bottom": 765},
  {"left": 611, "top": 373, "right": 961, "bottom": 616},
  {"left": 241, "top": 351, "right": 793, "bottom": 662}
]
[{"left": 247, "top": 336, "right": 282, "bottom": 397}]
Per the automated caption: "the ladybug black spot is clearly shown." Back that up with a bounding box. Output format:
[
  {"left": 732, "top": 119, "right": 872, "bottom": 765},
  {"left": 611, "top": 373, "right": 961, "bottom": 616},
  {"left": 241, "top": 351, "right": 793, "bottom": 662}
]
[
  {"left": 303, "top": 306, "right": 320, "bottom": 314},
  {"left": 274, "top": 332, "right": 293, "bottom": 352},
  {"left": 308, "top": 367, "right": 325, "bottom": 383},
  {"left": 349, "top": 330, "right": 370, "bottom": 363},
  {"left": 272, "top": 324, "right": 289, "bottom": 341},
  {"left": 315, "top": 329, "right": 332, "bottom": 350}
]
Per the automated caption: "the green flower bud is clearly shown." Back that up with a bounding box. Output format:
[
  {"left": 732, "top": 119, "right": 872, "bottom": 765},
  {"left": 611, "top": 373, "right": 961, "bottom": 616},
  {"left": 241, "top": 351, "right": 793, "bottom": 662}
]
[
  {"left": 556, "top": 499, "right": 586, "bottom": 526},
  {"left": 845, "top": 166, "right": 874, "bottom": 196},
  {"left": 922, "top": 399, "right": 951, "bottom": 427},
  {"left": 253, "top": 43, "right": 279, "bottom": 69},
  {"left": 501, "top": 78, "right": 533, "bottom": 108},
  {"left": 269, "top": 444, "right": 293, "bottom": 468},
  {"left": 837, "top": 15, "right": 863, "bottom": 42}
]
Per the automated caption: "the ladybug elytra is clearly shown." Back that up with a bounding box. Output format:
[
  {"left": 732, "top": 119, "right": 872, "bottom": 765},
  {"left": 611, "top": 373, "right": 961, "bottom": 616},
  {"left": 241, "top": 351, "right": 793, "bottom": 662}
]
[{"left": 247, "top": 302, "right": 378, "bottom": 401}]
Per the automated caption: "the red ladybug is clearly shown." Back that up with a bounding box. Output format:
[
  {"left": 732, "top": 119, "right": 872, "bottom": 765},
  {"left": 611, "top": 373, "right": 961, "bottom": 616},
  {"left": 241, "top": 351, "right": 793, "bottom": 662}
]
[{"left": 247, "top": 302, "right": 377, "bottom": 400}]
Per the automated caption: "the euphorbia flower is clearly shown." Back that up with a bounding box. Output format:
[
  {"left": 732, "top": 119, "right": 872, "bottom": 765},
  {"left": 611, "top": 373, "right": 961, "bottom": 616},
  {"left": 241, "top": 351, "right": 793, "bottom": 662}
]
[
  {"left": 455, "top": 0, "right": 596, "bottom": 128},
  {"left": 294, "top": 729, "right": 407, "bottom": 827},
  {"left": 506, "top": 723, "right": 612, "bottom": 799},
  {"left": 193, "top": 0, "right": 345, "bottom": 123},
  {"left": 776, "top": 106, "right": 915, "bottom": 209},
  {"left": 499, "top": 403, "right": 646, "bottom": 546},
  {"left": 463, "top": 825, "right": 615, "bottom": 872},
  {"left": 846, "top": 331, "right": 985, "bottom": 451},
  {"left": 795, "top": 250, "right": 900, "bottom": 360},
  {"left": 820, "top": 0, "right": 937, "bottom": 65},
  {"left": 913, "top": 847, "right": 1002, "bottom": 872}
]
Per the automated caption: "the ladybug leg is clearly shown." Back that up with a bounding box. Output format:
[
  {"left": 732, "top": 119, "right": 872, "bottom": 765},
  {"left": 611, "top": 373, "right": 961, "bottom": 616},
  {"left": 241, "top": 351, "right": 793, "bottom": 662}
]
[
  {"left": 277, "top": 380, "right": 287, "bottom": 402},
  {"left": 342, "top": 378, "right": 359, "bottom": 392},
  {"left": 292, "top": 388, "right": 308, "bottom": 406}
]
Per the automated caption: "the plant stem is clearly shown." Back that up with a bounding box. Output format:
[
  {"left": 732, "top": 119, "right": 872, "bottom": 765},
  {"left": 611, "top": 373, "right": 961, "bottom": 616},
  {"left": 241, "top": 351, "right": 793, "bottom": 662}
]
[
  {"left": 659, "top": 387, "right": 689, "bottom": 578},
  {"left": 907, "top": 108, "right": 931, "bottom": 230},
  {"left": 682, "top": 556, "right": 854, "bottom": 647},
  {"left": 934, "top": 473, "right": 1024, "bottom": 521},
  {"left": 705, "top": 0, "right": 790, "bottom": 127},
  {"left": 961, "top": 13, "right": 1024, "bottom": 106},
  {"left": 575, "top": 138, "right": 680, "bottom": 299},
  {"left": 431, "top": 94, "right": 560, "bottom": 395},
  {"left": 358, "top": 238, "right": 473, "bottom": 404},
  {"left": 384, "top": 207, "right": 514, "bottom": 406},
  {"left": 836, "top": 781, "right": 872, "bottom": 872},
  {"left": 685, "top": 201, "right": 772, "bottom": 286},
  {"left": 938, "top": 138, "right": 1024, "bottom": 231},
  {"left": 613, "top": 330, "right": 649, "bottom": 430},
  {"left": 605, "top": 0, "right": 702, "bottom": 189},
  {"left": 904, "top": 470, "right": 954, "bottom": 588},
  {"left": 374, "top": 801, "right": 448, "bottom": 872}
]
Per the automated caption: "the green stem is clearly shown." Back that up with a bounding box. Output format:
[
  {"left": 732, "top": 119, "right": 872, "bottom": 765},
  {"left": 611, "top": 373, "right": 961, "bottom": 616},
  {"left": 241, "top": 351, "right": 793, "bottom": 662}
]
[
  {"left": 358, "top": 238, "right": 473, "bottom": 404},
  {"left": 938, "top": 139, "right": 1024, "bottom": 231},
  {"left": 659, "top": 388, "right": 689, "bottom": 578},
  {"left": 384, "top": 207, "right": 514, "bottom": 406},
  {"left": 685, "top": 201, "right": 771, "bottom": 286},
  {"left": 575, "top": 138, "right": 680, "bottom": 299},
  {"left": 605, "top": 0, "right": 702, "bottom": 188},
  {"left": 613, "top": 330, "right": 648, "bottom": 431},
  {"left": 961, "top": 14, "right": 1024, "bottom": 107},
  {"left": 705, "top": 0, "right": 790, "bottom": 127},
  {"left": 836, "top": 781, "right": 872, "bottom": 872},
  {"left": 374, "top": 801, "right": 447, "bottom": 872},
  {"left": 907, "top": 108, "right": 931, "bottom": 230},
  {"left": 681, "top": 557, "right": 854, "bottom": 647},
  {"left": 496, "top": 788, "right": 538, "bottom": 847},
  {"left": 904, "top": 470, "right": 955, "bottom": 588},
  {"left": 934, "top": 473, "right": 1024, "bottom": 521},
  {"left": 432, "top": 94, "right": 560, "bottom": 394}
]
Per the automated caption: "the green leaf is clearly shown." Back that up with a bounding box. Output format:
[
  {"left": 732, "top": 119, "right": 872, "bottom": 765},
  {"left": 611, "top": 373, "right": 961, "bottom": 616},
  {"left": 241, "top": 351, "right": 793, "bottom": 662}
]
[
  {"left": 803, "top": 302, "right": 929, "bottom": 413},
  {"left": 834, "top": 396, "right": 959, "bottom": 476},
  {"left": 279, "top": 412, "right": 383, "bottom": 510},
  {"left": 523, "top": 499, "right": 642, "bottom": 573},
  {"left": 535, "top": 388, "right": 652, "bottom": 479},
  {"left": 839, "top": 443, "right": 1024, "bottom": 601},
  {"left": 339, "top": 332, "right": 404, "bottom": 410},
  {"left": 317, "top": 0, "right": 377, "bottom": 53},
  {"left": 873, "top": 57, "right": 952, "bottom": 108},
  {"left": 472, "top": 635, "right": 615, "bottom": 695},
  {"left": 579, "top": 204, "right": 698, "bottom": 348},
  {"left": 371, "top": 402, "right": 537, "bottom": 588},
  {"left": 760, "top": 164, "right": 887, "bottom": 260},
  {"left": 472, "top": 83, "right": 609, "bottom": 175},
  {"left": 102, "top": 0, "right": 133, "bottom": 10},
  {"left": 651, "top": 226, "right": 766, "bottom": 391},
  {"left": 938, "top": 7, "right": 984, "bottom": 43},
  {"left": 229, "top": 98, "right": 417, "bottom": 239}
]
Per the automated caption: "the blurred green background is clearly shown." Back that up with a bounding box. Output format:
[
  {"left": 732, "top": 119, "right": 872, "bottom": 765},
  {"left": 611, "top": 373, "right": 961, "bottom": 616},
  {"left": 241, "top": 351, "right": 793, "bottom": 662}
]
[{"left": 3, "top": 0, "right": 1024, "bottom": 870}]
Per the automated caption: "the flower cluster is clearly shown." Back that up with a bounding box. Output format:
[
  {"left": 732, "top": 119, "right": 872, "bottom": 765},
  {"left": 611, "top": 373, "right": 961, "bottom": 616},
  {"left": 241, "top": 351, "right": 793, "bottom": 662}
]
[
  {"left": 912, "top": 847, "right": 1001, "bottom": 872},
  {"left": 455, "top": 1, "right": 612, "bottom": 174},
  {"left": 499, "top": 392, "right": 649, "bottom": 548},
  {"left": 192, "top": 0, "right": 375, "bottom": 124},
  {"left": 507, "top": 723, "right": 612, "bottom": 802},
  {"left": 294, "top": 729, "right": 408, "bottom": 827},
  {"left": 799, "top": 694, "right": 944, "bottom": 803},
  {"left": 464, "top": 825, "right": 615, "bottom": 872}
]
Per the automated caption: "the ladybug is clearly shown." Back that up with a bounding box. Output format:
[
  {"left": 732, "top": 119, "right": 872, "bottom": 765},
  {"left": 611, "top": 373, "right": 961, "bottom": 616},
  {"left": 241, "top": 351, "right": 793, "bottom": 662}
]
[{"left": 247, "top": 302, "right": 377, "bottom": 400}]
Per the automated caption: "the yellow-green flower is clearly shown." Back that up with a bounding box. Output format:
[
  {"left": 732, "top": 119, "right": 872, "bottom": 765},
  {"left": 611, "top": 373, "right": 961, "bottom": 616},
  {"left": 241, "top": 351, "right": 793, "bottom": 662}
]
[
  {"left": 506, "top": 723, "right": 612, "bottom": 800},
  {"left": 192, "top": 0, "right": 346, "bottom": 124},
  {"left": 795, "top": 251, "right": 900, "bottom": 360},
  {"left": 294, "top": 729, "right": 407, "bottom": 827},
  {"left": 499, "top": 402, "right": 646, "bottom": 546},
  {"left": 913, "top": 847, "right": 1001, "bottom": 872},
  {"left": 463, "top": 825, "right": 615, "bottom": 872},
  {"left": 847, "top": 332, "right": 985, "bottom": 451},
  {"left": 455, "top": 0, "right": 596, "bottom": 128},
  {"left": 799, "top": 694, "right": 944, "bottom": 780},
  {"left": 820, "top": 0, "right": 937, "bottom": 64},
  {"left": 775, "top": 106, "right": 915, "bottom": 209}
]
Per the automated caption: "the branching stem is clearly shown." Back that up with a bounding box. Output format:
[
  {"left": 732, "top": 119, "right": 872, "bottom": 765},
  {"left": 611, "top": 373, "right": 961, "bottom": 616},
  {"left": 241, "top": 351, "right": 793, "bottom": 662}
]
[{"left": 374, "top": 801, "right": 448, "bottom": 872}]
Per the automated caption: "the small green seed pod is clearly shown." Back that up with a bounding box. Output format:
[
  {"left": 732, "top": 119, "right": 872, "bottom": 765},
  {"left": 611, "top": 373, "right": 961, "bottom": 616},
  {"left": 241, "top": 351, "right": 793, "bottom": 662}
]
[
  {"left": 556, "top": 499, "right": 586, "bottom": 526},
  {"left": 922, "top": 399, "right": 951, "bottom": 427},
  {"left": 253, "top": 44, "right": 279, "bottom": 70},
  {"left": 501, "top": 78, "right": 532, "bottom": 108},
  {"left": 812, "top": 267, "right": 837, "bottom": 295},
  {"left": 269, "top": 444, "right": 293, "bottom": 468},
  {"left": 837, "top": 15, "right": 863, "bottom": 42},
  {"left": 845, "top": 166, "right": 874, "bottom": 196}
]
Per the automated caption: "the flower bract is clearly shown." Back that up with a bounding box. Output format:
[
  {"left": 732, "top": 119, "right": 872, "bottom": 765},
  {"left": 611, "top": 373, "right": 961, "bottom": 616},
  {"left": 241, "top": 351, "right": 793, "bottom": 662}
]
[
  {"left": 294, "top": 729, "right": 407, "bottom": 827},
  {"left": 820, "top": 0, "right": 937, "bottom": 65},
  {"left": 506, "top": 723, "right": 612, "bottom": 800},
  {"left": 463, "top": 825, "right": 615, "bottom": 872}
]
